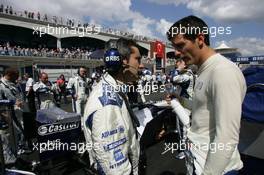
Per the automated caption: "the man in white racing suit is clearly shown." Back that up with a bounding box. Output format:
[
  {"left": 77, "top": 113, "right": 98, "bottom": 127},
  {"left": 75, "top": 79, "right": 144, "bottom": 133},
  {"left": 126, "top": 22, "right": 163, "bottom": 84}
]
[
  {"left": 171, "top": 58, "right": 195, "bottom": 100},
  {"left": 83, "top": 38, "right": 140, "bottom": 175},
  {"left": 67, "top": 67, "right": 91, "bottom": 116},
  {"left": 33, "top": 72, "right": 57, "bottom": 109}
]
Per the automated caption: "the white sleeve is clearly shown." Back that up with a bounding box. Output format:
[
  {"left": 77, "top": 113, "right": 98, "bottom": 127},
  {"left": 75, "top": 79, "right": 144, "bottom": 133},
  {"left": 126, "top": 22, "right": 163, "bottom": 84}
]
[
  {"left": 28, "top": 78, "right": 34, "bottom": 87},
  {"left": 172, "top": 73, "right": 190, "bottom": 83},
  {"left": 51, "top": 83, "right": 58, "bottom": 92},
  {"left": 170, "top": 99, "right": 190, "bottom": 126},
  {"left": 66, "top": 78, "right": 74, "bottom": 89},
  {"left": 128, "top": 122, "right": 140, "bottom": 175},
  {"left": 33, "top": 83, "right": 39, "bottom": 92},
  {"left": 90, "top": 107, "right": 114, "bottom": 174}
]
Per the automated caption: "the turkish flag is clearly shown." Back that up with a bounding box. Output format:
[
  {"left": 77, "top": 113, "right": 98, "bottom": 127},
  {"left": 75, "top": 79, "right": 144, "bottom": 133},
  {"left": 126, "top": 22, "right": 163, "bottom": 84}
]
[{"left": 155, "top": 41, "right": 165, "bottom": 58}]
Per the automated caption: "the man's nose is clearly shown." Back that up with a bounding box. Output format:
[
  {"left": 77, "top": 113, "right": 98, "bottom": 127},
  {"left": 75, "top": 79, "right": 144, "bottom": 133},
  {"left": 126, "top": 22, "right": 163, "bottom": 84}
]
[{"left": 175, "top": 50, "right": 182, "bottom": 58}]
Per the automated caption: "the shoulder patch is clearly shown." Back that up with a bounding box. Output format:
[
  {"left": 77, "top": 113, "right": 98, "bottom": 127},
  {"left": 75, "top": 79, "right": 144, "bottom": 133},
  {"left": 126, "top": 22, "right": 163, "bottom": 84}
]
[{"left": 98, "top": 83, "right": 123, "bottom": 107}]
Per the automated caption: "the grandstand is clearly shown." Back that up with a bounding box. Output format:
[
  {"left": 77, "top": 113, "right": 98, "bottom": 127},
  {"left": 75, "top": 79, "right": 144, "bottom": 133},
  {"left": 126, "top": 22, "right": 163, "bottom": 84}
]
[{"left": 0, "top": 3, "right": 177, "bottom": 79}]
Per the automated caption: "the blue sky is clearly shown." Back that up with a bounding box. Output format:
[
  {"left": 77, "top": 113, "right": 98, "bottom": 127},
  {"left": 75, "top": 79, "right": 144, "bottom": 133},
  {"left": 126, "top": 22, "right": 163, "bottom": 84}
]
[
  {"left": 131, "top": 0, "right": 264, "bottom": 55},
  {"left": 4, "top": 0, "right": 264, "bottom": 56}
]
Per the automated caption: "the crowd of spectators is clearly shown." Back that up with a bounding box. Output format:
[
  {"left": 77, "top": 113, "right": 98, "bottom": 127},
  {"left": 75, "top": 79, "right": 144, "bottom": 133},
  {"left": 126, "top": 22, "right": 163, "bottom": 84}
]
[
  {"left": 0, "top": 4, "right": 175, "bottom": 64},
  {"left": 0, "top": 4, "right": 155, "bottom": 42},
  {"left": 0, "top": 42, "right": 98, "bottom": 60},
  {"left": 0, "top": 42, "right": 175, "bottom": 66}
]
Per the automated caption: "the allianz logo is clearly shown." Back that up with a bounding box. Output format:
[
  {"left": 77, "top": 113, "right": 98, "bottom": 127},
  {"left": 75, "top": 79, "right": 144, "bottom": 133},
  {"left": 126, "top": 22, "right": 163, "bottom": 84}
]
[{"left": 38, "top": 122, "right": 80, "bottom": 136}]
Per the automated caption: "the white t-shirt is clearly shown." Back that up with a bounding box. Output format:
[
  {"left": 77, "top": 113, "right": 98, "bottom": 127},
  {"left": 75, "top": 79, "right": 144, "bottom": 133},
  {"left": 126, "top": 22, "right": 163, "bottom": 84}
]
[
  {"left": 188, "top": 54, "right": 246, "bottom": 174},
  {"left": 25, "top": 78, "right": 34, "bottom": 92}
]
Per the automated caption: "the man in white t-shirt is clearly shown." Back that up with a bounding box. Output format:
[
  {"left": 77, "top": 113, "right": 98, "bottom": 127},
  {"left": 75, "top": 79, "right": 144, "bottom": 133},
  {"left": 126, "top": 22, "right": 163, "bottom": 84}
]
[
  {"left": 67, "top": 67, "right": 91, "bottom": 116},
  {"left": 167, "top": 15, "right": 246, "bottom": 175}
]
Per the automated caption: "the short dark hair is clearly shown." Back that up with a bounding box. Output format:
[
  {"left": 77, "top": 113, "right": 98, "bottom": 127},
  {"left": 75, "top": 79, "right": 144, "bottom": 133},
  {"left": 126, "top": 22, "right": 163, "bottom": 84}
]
[
  {"left": 105, "top": 38, "right": 138, "bottom": 60},
  {"left": 4, "top": 67, "right": 19, "bottom": 76},
  {"left": 167, "top": 15, "right": 210, "bottom": 46},
  {"left": 39, "top": 72, "right": 48, "bottom": 78},
  {"left": 79, "top": 66, "right": 87, "bottom": 71},
  {"left": 116, "top": 38, "right": 138, "bottom": 60},
  {"left": 104, "top": 38, "right": 139, "bottom": 75}
]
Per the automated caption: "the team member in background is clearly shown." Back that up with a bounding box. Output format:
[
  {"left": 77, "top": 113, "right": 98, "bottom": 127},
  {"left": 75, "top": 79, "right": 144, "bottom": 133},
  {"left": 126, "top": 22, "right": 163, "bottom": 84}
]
[
  {"left": 83, "top": 38, "right": 140, "bottom": 175},
  {"left": 24, "top": 73, "right": 36, "bottom": 112},
  {"left": 171, "top": 58, "right": 195, "bottom": 100},
  {"left": 33, "top": 72, "right": 57, "bottom": 109},
  {"left": 0, "top": 67, "right": 24, "bottom": 163},
  {"left": 67, "top": 66, "right": 91, "bottom": 116}
]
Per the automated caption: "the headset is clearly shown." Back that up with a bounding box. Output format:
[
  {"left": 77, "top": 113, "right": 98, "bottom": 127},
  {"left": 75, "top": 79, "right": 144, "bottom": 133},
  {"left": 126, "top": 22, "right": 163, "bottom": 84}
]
[
  {"left": 104, "top": 38, "right": 141, "bottom": 77},
  {"left": 104, "top": 39, "right": 123, "bottom": 74}
]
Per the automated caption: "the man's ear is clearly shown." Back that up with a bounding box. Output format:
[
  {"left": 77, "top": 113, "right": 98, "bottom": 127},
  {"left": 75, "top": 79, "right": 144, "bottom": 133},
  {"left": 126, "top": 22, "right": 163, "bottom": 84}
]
[
  {"left": 196, "top": 33, "right": 205, "bottom": 48},
  {"left": 123, "top": 58, "right": 128, "bottom": 65}
]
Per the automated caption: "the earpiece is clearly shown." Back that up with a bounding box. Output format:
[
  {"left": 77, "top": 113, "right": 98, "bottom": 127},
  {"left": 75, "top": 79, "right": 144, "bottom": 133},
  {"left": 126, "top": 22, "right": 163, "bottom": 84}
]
[{"left": 104, "top": 40, "right": 123, "bottom": 73}]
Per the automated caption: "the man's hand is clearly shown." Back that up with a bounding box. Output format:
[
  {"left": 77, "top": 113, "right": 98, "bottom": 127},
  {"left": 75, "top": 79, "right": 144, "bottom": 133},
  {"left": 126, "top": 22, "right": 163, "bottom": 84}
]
[
  {"left": 15, "top": 100, "right": 23, "bottom": 108},
  {"left": 165, "top": 94, "right": 172, "bottom": 105},
  {"left": 73, "top": 94, "right": 78, "bottom": 100},
  {"left": 165, "top": 93, "right": 181, "bottom": 105}
]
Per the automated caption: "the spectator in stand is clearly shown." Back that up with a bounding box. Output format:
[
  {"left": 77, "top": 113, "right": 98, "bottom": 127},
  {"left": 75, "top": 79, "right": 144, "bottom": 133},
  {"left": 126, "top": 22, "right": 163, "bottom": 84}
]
[
  {"left": 37, "top": 12, "right": 40, "bottom": 20},
  {"left": 9, "top": 6, "right": 12, "bottom": 15},
  {"left": 0, "top": 4, "right": 3, "bottom": 13},
  {"left": 43, "top": 14, "right": 47, "bottom": 21},
  {"left": 5, "top": 6, "right": 8, "bottom": 13}
]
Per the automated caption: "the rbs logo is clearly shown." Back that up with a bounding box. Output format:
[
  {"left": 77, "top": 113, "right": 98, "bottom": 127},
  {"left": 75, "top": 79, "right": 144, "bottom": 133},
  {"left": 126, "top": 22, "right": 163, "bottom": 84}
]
[{"left": 105, "top": 55, "right": 120, "bottom": 62}]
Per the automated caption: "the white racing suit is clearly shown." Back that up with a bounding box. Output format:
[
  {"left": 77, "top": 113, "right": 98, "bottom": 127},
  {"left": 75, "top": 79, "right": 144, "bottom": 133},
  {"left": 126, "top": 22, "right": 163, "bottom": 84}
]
[
  {"left": 67, "top": 75, "right": 91, "bottom": 116},
  {"left": 83, "top": 73, "right": 140, "bottom": 175},
  {"left": 33, "top": 81, "right": 57, "bottom": 109},
  {"left": 172, "top": 69, "right": 195, "bottom": 100},
  {"left": 0, "top": 78, "right": 24, "bottom": 164}
]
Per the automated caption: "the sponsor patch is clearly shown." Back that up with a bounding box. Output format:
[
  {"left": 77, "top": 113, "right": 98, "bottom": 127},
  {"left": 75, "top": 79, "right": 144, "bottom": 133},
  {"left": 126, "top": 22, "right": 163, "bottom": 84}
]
[
  {"left": 110, "top": 157, "right": 128, "bottom": 169},
  {"left": 98, "top": 83, "right": 123, "bottom": 107},
  {"left": 114, "top": 149, "right": 124, "bottom": 162},
  {"left": 101, "top": 125, "right": 125, "bottom": 139},
  {"left": 104, "top": 137, "right": 127, "bottom": 151},
  {"left": 38, "top": 122, "right": 79, "bottom": 136}
]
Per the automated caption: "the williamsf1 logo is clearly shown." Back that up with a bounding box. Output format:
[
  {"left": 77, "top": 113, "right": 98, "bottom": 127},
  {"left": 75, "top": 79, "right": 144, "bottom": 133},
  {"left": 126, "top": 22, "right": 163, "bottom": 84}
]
[
  {"left": 105, "top": 55, "right": 120, "bottom": 62},
  {"left": 38, "top": 122, "right": 80, "bottom": 136}
]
